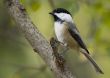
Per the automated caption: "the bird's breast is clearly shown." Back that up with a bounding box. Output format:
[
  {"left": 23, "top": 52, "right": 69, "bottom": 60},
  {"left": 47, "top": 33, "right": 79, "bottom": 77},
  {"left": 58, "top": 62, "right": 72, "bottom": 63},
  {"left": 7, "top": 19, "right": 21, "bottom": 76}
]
[
  {"left": 54, "top": 22, "right": 65, "bottom": 43},
  {"left": 54, "top": 22, "right": 78, "bottom": 49}
]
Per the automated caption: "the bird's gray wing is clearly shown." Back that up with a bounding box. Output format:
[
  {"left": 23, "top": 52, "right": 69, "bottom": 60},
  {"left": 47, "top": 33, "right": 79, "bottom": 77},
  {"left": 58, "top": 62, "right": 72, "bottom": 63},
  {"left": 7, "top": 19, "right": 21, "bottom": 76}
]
[{"left": 67, "top": 22, "right": 89, "bottom": 54}]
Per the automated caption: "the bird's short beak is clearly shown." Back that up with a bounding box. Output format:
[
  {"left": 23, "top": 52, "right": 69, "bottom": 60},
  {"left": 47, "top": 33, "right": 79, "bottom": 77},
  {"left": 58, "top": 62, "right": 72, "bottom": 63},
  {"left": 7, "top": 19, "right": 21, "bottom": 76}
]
[{"left": 49, "top": 12, "right": 54, "bottom": 15}]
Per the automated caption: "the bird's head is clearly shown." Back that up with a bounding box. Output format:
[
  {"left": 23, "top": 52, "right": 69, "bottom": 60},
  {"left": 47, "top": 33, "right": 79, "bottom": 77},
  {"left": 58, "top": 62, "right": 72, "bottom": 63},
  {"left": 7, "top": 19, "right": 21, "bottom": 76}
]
[{"left": 49, "top": 8, "right": 73, "bottom": 23}]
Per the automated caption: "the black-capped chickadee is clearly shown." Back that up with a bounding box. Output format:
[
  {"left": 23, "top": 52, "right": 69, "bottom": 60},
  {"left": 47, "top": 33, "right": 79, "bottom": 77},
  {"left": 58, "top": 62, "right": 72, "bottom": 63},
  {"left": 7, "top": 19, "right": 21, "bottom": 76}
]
[{"left": 49, "top": 8, "right": 103, "bottom": 74}]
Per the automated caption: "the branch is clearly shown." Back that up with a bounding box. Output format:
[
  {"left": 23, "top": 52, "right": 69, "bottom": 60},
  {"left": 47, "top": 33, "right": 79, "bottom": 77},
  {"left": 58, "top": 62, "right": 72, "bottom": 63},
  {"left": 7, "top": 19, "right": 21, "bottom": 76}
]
[{"left": 5, "top": 0, "right": 76, "bottom": 78}]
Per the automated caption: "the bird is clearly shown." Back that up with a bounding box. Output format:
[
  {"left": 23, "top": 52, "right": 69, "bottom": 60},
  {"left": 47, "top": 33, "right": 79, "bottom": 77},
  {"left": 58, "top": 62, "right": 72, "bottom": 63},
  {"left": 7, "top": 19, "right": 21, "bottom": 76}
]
[{"left": 49, "top": 8, "right": 104, "bottom": 74}]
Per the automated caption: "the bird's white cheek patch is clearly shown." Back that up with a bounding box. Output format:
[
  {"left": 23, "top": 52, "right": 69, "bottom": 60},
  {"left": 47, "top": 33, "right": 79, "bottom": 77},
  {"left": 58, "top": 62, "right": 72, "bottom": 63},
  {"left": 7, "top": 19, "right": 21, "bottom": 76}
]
[{"left": 55, "top": 13, "right": 74, "bottom": 23}]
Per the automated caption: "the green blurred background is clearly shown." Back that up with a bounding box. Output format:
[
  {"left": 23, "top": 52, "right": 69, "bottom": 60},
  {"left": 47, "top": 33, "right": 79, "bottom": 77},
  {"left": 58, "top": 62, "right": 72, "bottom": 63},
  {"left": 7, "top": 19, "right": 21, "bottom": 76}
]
[{"left": 0, "top": 0, "right": 110, "bottom": 78}]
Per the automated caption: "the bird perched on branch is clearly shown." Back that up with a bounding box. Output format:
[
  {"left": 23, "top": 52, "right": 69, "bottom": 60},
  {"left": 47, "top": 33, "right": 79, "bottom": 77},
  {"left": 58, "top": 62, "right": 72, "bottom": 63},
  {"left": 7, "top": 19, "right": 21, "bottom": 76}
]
[{"left": 49, "top": 8, "right": 103, "bottom": 74}]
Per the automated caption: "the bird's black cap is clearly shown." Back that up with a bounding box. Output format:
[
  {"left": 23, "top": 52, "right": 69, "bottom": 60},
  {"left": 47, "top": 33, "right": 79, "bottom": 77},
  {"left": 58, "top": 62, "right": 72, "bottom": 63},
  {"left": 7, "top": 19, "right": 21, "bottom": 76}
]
[{"left": 52, "top": 8, "right": 71, "bottom": 15}]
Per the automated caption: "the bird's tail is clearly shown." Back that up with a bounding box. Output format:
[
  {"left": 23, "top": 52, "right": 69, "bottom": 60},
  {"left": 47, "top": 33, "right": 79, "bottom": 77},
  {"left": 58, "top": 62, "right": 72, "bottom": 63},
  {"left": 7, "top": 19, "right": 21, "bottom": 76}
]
[{"left": 81, "top": 51, "right": 104, "bottom": 74}]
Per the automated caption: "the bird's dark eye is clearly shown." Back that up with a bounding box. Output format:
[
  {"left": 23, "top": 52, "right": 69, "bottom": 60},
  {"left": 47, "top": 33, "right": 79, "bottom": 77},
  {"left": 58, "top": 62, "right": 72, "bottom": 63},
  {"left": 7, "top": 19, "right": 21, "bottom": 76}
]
[{"left": 50, "top": 13, "right": 63, "bottom": 22}]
